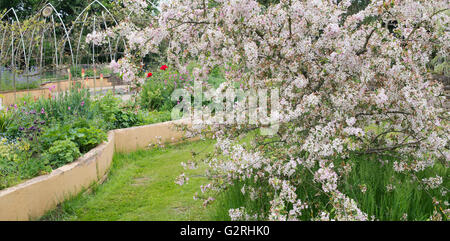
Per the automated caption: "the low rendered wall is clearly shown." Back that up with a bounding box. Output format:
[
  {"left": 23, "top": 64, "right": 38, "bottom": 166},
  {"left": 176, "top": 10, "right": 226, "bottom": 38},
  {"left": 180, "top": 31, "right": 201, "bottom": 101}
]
[
  {"left": 0, "top": 77, "right": 113, "bottom": 107},
  {"left": 115, "top": 119, "right": 189, "bottom": 153},
  {"left": 0, "top": 119, "right": 188, "bottom": 221},
  {"left": 0, "top": 88, "right": 51, "bottom": 108},
  {"left": 41, "top": 77, "right": 113, "bottom": 91}
]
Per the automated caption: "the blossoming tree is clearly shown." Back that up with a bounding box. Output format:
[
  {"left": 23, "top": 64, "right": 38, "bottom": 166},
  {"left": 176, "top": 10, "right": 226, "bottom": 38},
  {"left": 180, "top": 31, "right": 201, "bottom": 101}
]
[{"left": 108, "top": 0, "right": 449, "bottom": 220}]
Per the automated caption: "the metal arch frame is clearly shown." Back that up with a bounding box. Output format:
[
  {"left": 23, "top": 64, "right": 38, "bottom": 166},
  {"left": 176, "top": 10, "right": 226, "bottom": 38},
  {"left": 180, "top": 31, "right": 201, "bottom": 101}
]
[
  {"left": 36, "top": 3, "right": 75, "bottom": 67},
  {"left": 69, "top": 0, "right": 120, "bottom": 30},
  {"left": 0, "top": 0, "right": 166, "bottom": 72},
  {"left": 68, "top": 0, "right": 124, "bottom": 68},
  {"left": 0, "top": 8, "right": 29, "bottom": 69}
]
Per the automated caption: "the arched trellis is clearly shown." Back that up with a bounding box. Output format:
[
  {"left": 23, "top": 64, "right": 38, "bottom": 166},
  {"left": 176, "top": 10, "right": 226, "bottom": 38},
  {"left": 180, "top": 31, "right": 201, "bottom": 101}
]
[
  {"left": 0, "top": 4, "right": 76, "bottom": 94},
  {"left": 0, "top": 8, "right": 33, "bottom": 95},
  {"left": 0, "top": 0, "right": 163, "bottom": 94},
  {"left": 35, "top": 3, "right": 75, "bottom": 68},
  {"left": 0, "top": 8, "right": 29, "bottom": 69},
  {"left": 0, "top": 1, "right": 123, "bottom": 93},
  {"left": 67, "top": 0, "right": 124, "bottom": 70}
]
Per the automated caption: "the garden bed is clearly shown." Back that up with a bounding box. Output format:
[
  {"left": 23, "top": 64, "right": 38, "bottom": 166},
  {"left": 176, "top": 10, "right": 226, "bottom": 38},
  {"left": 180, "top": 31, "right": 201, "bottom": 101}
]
[
  {"left": 0, "top": 119, "right": 190, "bottom": 221},
  {"left": 0, "top": 86, "right": 172, "bottom": 190}
]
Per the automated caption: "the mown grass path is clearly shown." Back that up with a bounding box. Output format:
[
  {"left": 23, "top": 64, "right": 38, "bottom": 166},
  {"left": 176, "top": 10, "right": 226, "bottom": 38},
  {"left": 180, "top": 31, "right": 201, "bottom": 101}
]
[{"left": 42, "top": 140, "right": 216, "bottom": 221}]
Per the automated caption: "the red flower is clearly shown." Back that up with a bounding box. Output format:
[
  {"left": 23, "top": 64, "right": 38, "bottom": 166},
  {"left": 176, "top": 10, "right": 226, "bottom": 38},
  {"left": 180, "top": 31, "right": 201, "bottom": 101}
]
[
  {"left": 160, "top": 65, "right": 168, "bottom": 71},
  {"left": 147, "top": 72, "right": 153, "bottom": 78}
]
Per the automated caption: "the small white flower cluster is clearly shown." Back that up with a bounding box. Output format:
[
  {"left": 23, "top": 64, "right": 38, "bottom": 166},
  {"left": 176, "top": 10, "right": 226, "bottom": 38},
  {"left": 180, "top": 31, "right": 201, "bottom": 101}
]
[
  {"left": 331, "top": 192, "right": 369, "bottom": 221},
  {"left": 108, "top": 57, "right": 137, "bottom": 83},
  {"left": 229, "top": 207, "right": 259, "bottom": 221},
  {"left": 181, "top": 160, "right": 197, "bottom": 170},
  {"left": 175, "top": 173, "right": 189, "bottom": 186},
  {"left": 375, "top": 88, "right": 389, "bottom": 106},
  {"left": 85, "top": 31, "right": 107, "bottom": 46},
  {"left": 386, "top": 184, "right": 396, "bottom": 192},
  {"left": 393, "top": 161, "right": 407, "bottom": 173},
  {"left": 244, "top": 41, "right": 259, "bottom": 69},
  {"left": 314, "top": 161, "right": 338, "bottom": 193},
  {"left": 359, "top": 184, "right": 367, "bottom": 194},
  {"left": 123, "top": 0, "right": 149, "bottom": 15},
  {"left": 422, "top": 176, "right": 443, "bottom": 190}
]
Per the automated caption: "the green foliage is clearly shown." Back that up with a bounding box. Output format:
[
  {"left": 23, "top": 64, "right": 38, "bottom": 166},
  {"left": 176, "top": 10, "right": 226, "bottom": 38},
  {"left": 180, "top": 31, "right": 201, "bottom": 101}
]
[
  {"left": 137, "top": 110, "right": 172, "bottom": 125},
  {"left": 70, "top": 66, "right": 112, "bottom": 78},
  {"left": 257, "top": 0, "right": 280, "bottom": 8},
  {"left": 92, "top": 92, "right": 120, "bottom": 128},
  {"left": 3, "top": 103, "right": 47, "bottom": 144},
  {"left": 212, "top": 154, "right": 449, "bottom": 221},
  {"left": 30, "top": 86, "right": 93, "bottom": 122},
  {"left": 71, "top": 126, "right": 107, "bottom": 153},
  {"left": 0, "top": 0, "right": 116, "bottom": 21},
  {"left": 43, "top": 140, "right": 81, "bottom": 169},
  {"left": 0, "top": 138, "right": 51, "bottom": 190},
  {"left": 39, "top": 123, "right": 74, "bottom": 150},
  {"left": 140, "top": 83, "right": 167, "bottom": 111},
  {"left": 345, "top": 0, "right": 371, "bottom": 16},
  {"left": 430, "top": 56, "right": 449, "bottom": 76},
  {"left": 92, "top": 92, "right": 140, "bottom": 130},
  {"left": 340, "top": 154, "right": 448, "bottom": 221},
  {"left": 140, "top": 78, "right": 175, "bottom": 111},
  {"left": 40, "top": 119, "right": 107, "bottom": 154},
  {"left": 0, "top": 110, "right": 13, "bottom": 134},
  {"left": 139, "top": 67, "right": 192, "bottom": 111}
]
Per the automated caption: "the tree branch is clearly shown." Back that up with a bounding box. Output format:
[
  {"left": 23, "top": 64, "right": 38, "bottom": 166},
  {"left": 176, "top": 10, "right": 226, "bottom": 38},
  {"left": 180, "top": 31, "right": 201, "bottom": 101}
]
[{"left": 356, "top": 28, "right": 376, "bottom": 56}]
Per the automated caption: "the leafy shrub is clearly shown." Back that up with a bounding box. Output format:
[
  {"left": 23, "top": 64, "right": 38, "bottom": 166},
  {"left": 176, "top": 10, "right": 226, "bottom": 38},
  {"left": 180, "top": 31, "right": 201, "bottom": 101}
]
[
  {"left": 43, "top": 140, "right": 81, "bottom": 168},
  {"left": 140, "top": 83, "right": 167, "bottom": 111},
  {"left": 0, "top": 138, "right": 29, "bottom": 167},
  {"left": 71, "top": 126, "right": 107, "bottom": 153},
  {"left": 93, "top": 92, "right": 140, "bottom": 130},
  {"left": 114, "top": 108, "right": 139, "bottom": 129},
  {"left": 92, "top": 92, "right": 120, "bottom": 129},
  {"left": 0, "top": 138, "right": 50, "bottom": 190},
  {"left": 136, "top": 110, "right": 172, "bottom": 125},
  {"left": 39, "top": 123, "right": 73, "bottom": 150},
  {"left": 139, "top": 68, "right": 191, "bottom": 111},
  {"left": 40, "top": 120, "right": 107, "bottom": 154},
  {"left": 3, "top": 104, "right": 47, "bottom": 145},
  {"left": 0, "top": 110, "right": 13, "bottom": 135}
]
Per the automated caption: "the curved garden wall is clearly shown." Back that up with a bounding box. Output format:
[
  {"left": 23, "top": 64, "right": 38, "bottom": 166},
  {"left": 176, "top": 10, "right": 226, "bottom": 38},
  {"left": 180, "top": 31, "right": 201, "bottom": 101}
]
[
  {"left": 0, "top": 77, "right": 114, "bottom": 107},
  {"left": 0, "top": 119, "right": 188, "bottom": 221}
]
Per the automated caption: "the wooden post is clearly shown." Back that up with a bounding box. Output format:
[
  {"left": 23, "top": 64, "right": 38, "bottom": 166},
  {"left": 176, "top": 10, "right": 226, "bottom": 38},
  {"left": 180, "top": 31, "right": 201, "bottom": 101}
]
[
  {"left": 68, "top": 68, "right": 71, "bottom": 90},
  {"left": 100, "top": 73, "right": 104, "bottom": 93},
  {"left": 81, "top": 68, "right": 85, "bottom": 89},
  {"left": 93, "top": 67, "right": 97, "bottom": 94},
  {"left": 12, "top": 32, "right": 16, "bottom": 102}
]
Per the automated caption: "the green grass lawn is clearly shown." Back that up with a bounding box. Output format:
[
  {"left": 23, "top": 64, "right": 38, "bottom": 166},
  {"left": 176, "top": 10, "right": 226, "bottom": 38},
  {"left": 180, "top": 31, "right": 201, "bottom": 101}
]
[
  {"left": 40, "top": 137, "right": 448, "bottom": 221},
  {"left": 211, "top": 153, "right": 449, "bottom": 221},
  {"left": 41, "top": 140, "right": 217, "bottom": 221}
]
